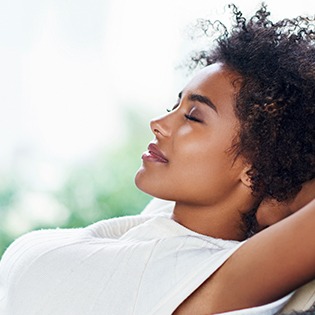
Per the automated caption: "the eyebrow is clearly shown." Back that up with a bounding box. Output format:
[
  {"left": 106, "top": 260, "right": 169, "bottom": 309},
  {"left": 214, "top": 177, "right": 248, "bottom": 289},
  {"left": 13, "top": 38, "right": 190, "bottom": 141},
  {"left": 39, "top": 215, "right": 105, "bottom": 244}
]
[
  {"left": 188, "top": 93, "right": 218, "bottom": 112},
  {"left": 178, "top": 91, "right": 217, "bottom": 112}
]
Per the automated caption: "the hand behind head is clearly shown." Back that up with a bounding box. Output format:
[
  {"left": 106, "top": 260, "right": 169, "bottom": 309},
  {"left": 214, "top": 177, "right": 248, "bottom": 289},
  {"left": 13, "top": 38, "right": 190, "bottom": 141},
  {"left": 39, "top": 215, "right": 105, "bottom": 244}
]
[{"left": 256, "top": 178, "right": 315, "bottom": 230}]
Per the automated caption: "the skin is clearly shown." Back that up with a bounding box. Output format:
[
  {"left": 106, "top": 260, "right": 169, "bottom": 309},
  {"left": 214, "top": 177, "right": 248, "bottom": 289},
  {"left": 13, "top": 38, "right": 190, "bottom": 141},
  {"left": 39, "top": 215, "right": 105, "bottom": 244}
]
[
  {"left": 135, "top": 63, "right": 256, "bottom": 241},
  {"left": 136, "top": 63, "right": 315, "bottom": 314},
  {"left": 256, "top": 178, "right": 315, "bottom": 230}
]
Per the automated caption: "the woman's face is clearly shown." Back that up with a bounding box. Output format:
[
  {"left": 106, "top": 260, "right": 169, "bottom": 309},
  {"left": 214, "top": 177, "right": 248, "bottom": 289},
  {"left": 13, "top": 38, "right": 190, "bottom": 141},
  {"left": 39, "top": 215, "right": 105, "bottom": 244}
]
[{"left": 135, "top": 63, "right": 249, "bottom": 207}]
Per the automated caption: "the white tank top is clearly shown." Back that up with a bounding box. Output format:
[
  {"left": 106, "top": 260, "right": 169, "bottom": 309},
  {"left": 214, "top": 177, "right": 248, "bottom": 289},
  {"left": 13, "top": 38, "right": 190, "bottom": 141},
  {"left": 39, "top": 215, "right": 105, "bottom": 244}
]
[{"left": 0, "top": 214, "right": 292, "bottom": 314}]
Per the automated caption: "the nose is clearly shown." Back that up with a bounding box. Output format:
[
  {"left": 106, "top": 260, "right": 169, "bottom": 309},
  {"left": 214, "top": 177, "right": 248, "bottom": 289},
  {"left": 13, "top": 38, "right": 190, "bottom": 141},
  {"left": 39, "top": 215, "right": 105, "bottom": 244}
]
[{"left": 150, "top": 114, "right": 172, "bottom": 138}]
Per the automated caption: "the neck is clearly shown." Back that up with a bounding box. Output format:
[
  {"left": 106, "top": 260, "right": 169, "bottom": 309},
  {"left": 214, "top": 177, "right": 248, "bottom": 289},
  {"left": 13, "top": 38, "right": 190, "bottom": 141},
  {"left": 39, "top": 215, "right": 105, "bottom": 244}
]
[{"left": 171, "top": 192, "right": 257, "bottom": 241}]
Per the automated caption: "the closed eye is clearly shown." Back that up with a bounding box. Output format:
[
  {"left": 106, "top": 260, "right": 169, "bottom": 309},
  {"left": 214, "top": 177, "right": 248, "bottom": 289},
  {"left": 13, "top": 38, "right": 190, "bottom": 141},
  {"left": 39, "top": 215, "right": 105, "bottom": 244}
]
[{"left": 184, "top": 114, "right": 202, "bottom": 122}]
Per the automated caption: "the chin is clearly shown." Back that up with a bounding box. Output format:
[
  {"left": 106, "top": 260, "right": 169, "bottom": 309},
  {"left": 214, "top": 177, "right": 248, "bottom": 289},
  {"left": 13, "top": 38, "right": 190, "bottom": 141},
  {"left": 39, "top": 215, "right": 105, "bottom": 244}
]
[
  {"left": 134, "top": 167, "right": 144, "bottom": 189},
  {"left": 134, "top": 169, "right": 171, "bottom": 200},
  {"left": 134, "top": 167, "right": 152, "bottom": 195}
]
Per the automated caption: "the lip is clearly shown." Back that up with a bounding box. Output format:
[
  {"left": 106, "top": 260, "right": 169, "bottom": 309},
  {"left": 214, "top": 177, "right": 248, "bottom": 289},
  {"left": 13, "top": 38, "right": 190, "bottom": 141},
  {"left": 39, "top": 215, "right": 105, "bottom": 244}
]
[{"left": 142, "top": 143, "right": 168, "bottom": 163}]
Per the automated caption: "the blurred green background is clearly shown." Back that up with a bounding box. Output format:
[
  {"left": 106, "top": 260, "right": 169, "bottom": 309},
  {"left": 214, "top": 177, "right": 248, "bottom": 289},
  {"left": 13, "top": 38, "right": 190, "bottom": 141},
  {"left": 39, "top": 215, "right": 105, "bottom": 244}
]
[{"left": 0, "top": 110, "right": 152, "bottom": 256}]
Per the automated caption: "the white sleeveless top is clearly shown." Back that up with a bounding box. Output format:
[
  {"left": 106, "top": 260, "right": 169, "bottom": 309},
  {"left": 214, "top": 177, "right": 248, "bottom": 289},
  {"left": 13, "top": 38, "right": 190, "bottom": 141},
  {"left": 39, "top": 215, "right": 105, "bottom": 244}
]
[{"left": 0, "top": 214, "right": 292, "bottom": 315}]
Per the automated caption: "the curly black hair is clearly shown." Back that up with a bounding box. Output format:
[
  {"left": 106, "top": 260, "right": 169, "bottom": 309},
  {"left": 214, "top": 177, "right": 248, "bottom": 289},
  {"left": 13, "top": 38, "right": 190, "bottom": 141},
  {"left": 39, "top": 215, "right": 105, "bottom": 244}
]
[{"left": 191, "top": 3, "right": 315, "bottom": 204}]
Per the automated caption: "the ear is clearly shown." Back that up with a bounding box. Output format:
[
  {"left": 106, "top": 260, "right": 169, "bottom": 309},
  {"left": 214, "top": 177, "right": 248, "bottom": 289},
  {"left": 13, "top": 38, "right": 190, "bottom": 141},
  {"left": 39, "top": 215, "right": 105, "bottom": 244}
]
[{"left": 240, "top": 166, "right": 252, "bottom": 188}]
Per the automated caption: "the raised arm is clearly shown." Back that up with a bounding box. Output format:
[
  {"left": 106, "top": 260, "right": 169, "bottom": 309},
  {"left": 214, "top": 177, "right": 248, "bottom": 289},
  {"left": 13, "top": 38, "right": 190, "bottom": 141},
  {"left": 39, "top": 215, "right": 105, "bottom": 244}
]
[
  {"left": 174, "top": 180, "right": 315, "bottom": 315},
  {"left": 205, "top": 180, "right": 315, "bottom": 313},
  {"left": 256, "top": 178, "right": 315, "bottom": 230}
]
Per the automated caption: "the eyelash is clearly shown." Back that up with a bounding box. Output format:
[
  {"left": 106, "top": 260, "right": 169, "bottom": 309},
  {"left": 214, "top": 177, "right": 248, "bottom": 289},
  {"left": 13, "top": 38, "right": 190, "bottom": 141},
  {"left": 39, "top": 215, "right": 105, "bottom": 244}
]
[
  {"left": 184, "top": 114, "right": 202, "bottom": 123},
  {"left": 166, "top": 103, "right": 179, "bottom": 112},
  {"left": 166, "top": 104, "right": 202, "bottom": 123}
]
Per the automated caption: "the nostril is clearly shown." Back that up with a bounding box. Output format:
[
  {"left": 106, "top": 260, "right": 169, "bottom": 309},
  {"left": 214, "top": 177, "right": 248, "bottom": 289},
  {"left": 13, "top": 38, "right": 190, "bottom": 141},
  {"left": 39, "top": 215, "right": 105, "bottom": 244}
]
[{"left": 151, "top": 118, "right": 169, "bottom": 137}]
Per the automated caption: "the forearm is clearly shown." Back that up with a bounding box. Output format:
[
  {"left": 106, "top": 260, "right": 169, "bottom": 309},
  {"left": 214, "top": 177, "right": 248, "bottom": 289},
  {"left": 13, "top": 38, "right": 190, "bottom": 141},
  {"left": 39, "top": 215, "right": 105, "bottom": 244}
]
[
  {"left": 256, "top": 178, "right": 315, "bottom": 229},
  {"left": 288, "top": 178, "right": 315, "bottom": 213}
]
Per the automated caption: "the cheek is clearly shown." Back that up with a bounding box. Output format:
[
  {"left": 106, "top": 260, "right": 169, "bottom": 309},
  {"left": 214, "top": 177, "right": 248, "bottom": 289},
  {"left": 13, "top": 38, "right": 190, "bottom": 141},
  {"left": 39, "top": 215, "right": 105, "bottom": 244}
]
[
  {"left": 174, "top": 129, "right": 242, "bottom": 182},
  {"left": 178, "top": 135, "right": 235, "bottom": 173},
  {"left": 173, "top": 141, "right": 237, "bottom": 192}
]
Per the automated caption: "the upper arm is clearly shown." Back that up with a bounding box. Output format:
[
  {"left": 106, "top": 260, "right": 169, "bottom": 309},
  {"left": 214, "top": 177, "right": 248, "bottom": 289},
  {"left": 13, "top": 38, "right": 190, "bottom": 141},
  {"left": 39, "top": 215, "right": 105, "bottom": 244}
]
[{"left": 208, "top": 199, "right": 315, "bottom": 312}]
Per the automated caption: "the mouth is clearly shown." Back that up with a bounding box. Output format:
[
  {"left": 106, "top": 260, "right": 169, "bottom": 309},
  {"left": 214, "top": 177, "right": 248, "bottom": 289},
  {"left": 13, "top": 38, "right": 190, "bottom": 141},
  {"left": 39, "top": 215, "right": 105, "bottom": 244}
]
[{"left": 142, "top": 143, "right": 169, "bottom": 163}]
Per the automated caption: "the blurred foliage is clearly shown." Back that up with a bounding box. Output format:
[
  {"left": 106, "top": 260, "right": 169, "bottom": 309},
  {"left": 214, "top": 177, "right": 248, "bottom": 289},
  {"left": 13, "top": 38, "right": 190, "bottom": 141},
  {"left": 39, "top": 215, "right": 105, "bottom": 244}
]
[
  {"left": 58, "top": 108, "right": 153, "bottom": 228},
  {"left": 0, "top": 108, "right": 153, "bottom": 257},
  {"left": 0, "top": 176, "right": 19, "bottom": 255}
]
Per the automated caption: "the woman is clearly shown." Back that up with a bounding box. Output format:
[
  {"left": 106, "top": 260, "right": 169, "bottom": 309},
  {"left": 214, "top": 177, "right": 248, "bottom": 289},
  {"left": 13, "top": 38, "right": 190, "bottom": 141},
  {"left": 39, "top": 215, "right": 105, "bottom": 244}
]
[{"left": 0, "top": 4, "right": 314, "bottom": 315}]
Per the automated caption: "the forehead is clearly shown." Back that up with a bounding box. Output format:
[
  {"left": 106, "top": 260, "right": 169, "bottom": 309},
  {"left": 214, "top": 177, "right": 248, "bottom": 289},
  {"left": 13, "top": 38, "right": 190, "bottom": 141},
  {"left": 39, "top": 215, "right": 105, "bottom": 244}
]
[
  {"left": 184, "top": 63, "right": 239, "bottom": 94},
  {"left": 182, "top": 63, "right": 240, "bottom": 115}
]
